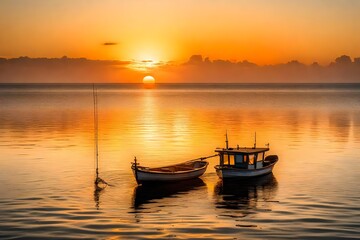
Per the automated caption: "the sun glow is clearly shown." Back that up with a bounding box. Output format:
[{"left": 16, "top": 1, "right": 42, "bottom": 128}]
[
  {"left": 143, "top": 75, "right": 155, "bottom": 84},
  {"left": 125, "top": 42, "right": 174, "bottom": 71},
  {"left": 129, "top": 59, "right": 162, "bottom": 72}
]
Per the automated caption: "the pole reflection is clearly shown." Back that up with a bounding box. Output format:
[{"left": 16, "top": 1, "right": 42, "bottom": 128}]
[{"left": 94, "top": 181, "right": 107, "bottom": 210}]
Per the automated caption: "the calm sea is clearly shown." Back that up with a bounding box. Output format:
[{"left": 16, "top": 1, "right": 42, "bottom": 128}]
[{"left": 0, "top": 83, "right": 359, "bottom": 239}]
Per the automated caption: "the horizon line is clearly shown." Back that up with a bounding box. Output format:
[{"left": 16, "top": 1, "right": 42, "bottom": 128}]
[{"left": 1, "top": 82, "right": 360, "bottom": 85}]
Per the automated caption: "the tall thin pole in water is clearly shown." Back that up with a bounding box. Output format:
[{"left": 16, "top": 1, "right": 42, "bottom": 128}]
[
  {"left": 93, "top": 84, "right": 99, "bottom": 182},
  {"left": 92, "top": 84, "right": 108, "bottom": 209}
]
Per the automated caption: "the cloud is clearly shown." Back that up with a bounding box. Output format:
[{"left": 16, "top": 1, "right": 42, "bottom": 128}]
[
  {"left": 0, "top": 55, "right": 359, "bottom": 83},
  {"left": 102, "top": 42, "right": 118, "bottom": 46},
  {"left": 172, "top": 54, "right": 360, "bottom": 83},
  {"left": 335, "top": 55, "right": 352, "bottom": 64},
  {"left": 186, "top": 55, "right": 203, "bottom": 64}
]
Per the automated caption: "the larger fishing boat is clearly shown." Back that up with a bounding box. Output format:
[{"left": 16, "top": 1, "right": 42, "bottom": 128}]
[{"left": 214, "top": 133, "right": 278, "bottom": 179}]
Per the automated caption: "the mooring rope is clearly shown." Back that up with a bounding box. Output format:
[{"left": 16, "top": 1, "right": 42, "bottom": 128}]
[{"left": 185, "top": 154, "right": 219, "bottom": 163}]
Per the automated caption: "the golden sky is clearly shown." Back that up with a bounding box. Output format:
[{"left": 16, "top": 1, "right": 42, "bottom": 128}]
[{"left": 0, "top": 0, "right": 359, "bottom": 66}]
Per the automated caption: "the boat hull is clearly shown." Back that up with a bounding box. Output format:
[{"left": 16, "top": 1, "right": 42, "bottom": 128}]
[
  {"left": 215, "top": 159, "right": 277, "bottom": 179},
  {"left": 132, "top": 160, "right": 208, "bottom": 184}
]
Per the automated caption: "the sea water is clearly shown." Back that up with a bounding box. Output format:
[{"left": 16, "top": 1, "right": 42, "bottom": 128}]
[{"left": 0, "top": 83, "right": 359, "bottom": 239}]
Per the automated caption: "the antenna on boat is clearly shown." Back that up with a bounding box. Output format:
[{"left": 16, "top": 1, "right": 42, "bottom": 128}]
[
  {"left": 225, "top": 130, "right": 229, "bottom": 149},
  {"left": 253, "top": 132, "right": 257, "bottom": 149},
  {"left": 93, "top": 84, "right": 108, "bottom": 188}
]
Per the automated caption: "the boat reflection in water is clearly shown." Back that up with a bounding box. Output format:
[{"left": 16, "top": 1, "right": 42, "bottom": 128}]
[
  {"left": 132, "top": 178, "right": 206, "bottom": 209},
  {"left": 214, "top": 173, "right": 278, "bottom": 218}
]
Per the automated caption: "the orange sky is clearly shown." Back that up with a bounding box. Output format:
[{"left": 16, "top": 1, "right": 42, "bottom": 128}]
[{"left": 0, "top": 0, "right": 360, "bottom": 66}]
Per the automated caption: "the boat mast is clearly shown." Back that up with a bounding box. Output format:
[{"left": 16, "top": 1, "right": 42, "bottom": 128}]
[
  {"left": 254, "top": 132, "right": 256, "bottom": 149},
  {"left": 225, "top": 130, "right": 229, "bottom": 149},
  {"left": 225, "top": 131, "right": 230, "bottom": 165}
]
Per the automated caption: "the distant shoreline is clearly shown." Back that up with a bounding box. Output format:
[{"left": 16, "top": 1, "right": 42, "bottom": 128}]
[
  {"left": 1, "top": 82, "right": 360, "bottom": 92},
  {"left": 1, "top": 55, "right": 359, "bottom": 83}
]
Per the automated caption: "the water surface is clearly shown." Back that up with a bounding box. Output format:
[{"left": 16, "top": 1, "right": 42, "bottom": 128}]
[{"left": 0, "top": 83, "right": 359, "bottom": 239}]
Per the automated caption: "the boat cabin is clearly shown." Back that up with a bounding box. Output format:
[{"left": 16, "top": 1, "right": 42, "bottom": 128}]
[{"left": 215, "top": 147, "right": 269, "bottom": 169}]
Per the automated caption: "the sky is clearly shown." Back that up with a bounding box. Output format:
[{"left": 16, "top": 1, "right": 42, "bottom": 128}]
[
  {"left": 0, "top": 0, "right": 359, "bottom": 83},
  {"left": 1, "top": 0, "right": 360, "bottom": 64}
]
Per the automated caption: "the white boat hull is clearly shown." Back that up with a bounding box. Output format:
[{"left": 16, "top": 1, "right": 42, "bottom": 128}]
[
  {"left": 132, "top": 160, "right": 209, "bottom": 184},
  {"left": 215, "top": 162, "right": 277, "bottom": 179},
  {"left": 133, "top": 167, "right": 207, "bottom": 182}
]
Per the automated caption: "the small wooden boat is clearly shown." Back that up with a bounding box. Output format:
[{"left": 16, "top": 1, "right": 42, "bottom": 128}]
[
  {"left": 214, "top": 133, "right": 278, "bottom": 179},
  {"left": 131, "top": 155, "right": 216, "bottom": 184}
]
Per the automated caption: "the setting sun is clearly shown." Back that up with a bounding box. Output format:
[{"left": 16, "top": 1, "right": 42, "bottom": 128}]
[{"left": 143, "top": 75, "right": 155, "bottom": 84}]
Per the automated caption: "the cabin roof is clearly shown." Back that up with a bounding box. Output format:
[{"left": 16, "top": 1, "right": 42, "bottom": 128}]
[{"left": 215, "top": 147, "right": 269, "bottom": 154}]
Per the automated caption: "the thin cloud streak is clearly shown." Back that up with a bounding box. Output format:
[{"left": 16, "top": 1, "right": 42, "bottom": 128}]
[{"left": 102, "top": 42, "right": 118, "bottom": 46}]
